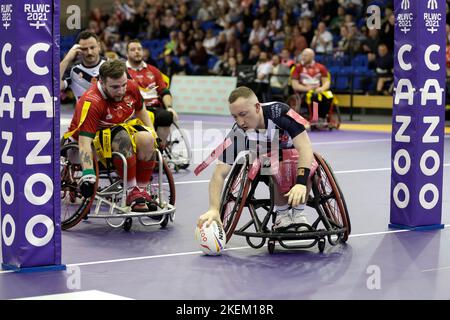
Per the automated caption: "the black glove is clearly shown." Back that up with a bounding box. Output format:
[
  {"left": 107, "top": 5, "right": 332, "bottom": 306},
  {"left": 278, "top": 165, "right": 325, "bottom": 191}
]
[{"left": 79, "top": 172, "right": 96, "bottom": 198}]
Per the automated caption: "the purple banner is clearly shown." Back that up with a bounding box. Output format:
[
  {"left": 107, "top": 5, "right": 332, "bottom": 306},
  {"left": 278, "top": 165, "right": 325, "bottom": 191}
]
[
  {"left": 0, "top": 0, "right": 61, "bottom": 268},
  {"left": 390, "top": 0, "right": 445, "bottom": 227}
]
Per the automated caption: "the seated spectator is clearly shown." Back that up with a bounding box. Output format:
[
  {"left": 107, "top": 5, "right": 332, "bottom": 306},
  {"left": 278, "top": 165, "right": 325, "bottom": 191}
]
[
  {"left": 254, "top": 51, "right": 273, "bottom": 102},
  {"left": 310, "top": 22, "right": 333, "bottom": 55},
  {"left": 270, "top": 54, "right": 291, "bottom": 100},
  {"left": 368, "top": 43, "right": 394, "bottom": 95}
]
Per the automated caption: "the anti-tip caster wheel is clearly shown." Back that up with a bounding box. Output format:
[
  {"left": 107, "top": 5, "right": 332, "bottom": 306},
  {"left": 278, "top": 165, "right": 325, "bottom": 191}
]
[
  {"left": 268, "top": 240, "right": 275, "bottom": 254},
  {"left": 318, "top": 238, "right": 326, "bottom": 253},
  {"left": 123, "top": 217, "right": 132, "bottom": 232}
]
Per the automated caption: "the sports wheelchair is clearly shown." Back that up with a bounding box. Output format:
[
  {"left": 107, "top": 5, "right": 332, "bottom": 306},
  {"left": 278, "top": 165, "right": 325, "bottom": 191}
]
[
  {"left": 60, "top": 141, "right": 176, "bottom": 231},
  {"left": 286, "top": 91, "right": 341, "bottom": 130},
  {"left": 219, "top": 150, "right": 350, "bottom": 254},
  {"left": 161, "top": 122, "right": 192, "bottom": 172}
]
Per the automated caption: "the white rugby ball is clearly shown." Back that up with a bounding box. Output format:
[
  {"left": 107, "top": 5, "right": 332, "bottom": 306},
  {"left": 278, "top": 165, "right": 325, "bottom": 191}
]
[{"left": 195, "top": 221, "right": 226, "bottom": 255}]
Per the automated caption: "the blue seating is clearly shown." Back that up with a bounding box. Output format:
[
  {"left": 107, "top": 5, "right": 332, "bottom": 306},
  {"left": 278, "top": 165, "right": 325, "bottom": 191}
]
[{"left": 351, "top": 54, "right": 368, "bottom": 67}]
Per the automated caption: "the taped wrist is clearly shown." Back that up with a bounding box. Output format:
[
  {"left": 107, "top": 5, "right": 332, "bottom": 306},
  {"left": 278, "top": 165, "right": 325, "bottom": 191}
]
[{"left": 296, "top": 167, "right": 311, "bottom": 186}]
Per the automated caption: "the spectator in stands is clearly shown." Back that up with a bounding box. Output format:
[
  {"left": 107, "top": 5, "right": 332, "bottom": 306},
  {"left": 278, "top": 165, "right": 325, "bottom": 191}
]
[
  {"left": 310, "top": 22, "right": 333, "bottom": 55},
  {"left": 246, "top": 44, "right": 262, "bottom": 65},
  {"left": 126, "top": 39, "right": 177, "bottom": 148},
  {"left": 299, "top": 17, "right": 314, "bottom": 47},
  {"left": 329, "top": 6, "right": 346, "bottom": 35},
  {"left": 380, "top": 13, "right": 395, "bottom": 52},
  {"left": 175, "top": 56, "right": 193, "bottom": 76},
  {"left": 223, "top": 56, "right": 238, "bottom": 77},
  {"left": 189, "top": 40, "right": 208, "bottom": 74},
  {"left": 361, "top": 28, "right": 380, "bottom": 55},
  {"left": 203, "top": 29, "right": 219, "bottom": 56},
  {"left": 289, "top": 26, "right": 308, "bottom": 58},
  {"left": 248, "top": 19, "right": 268, "bottom": 47},
  {"left": 255, "top": 51, "right": 273, "bottom": 102},
  {"left": 270, "top": 54, "right": 291, "bottom": 100},
  {"left": 368, "top": 43, "right": 394, "bottom": 95},
  {"left": 60, "top": 31, "right": 107, "bottom": 100},
  {"left": 280, "top": 48, "right": 295, "bottom": 69},
  {"left": 160, "top": 53, "right": 181, "bottom": 79}
]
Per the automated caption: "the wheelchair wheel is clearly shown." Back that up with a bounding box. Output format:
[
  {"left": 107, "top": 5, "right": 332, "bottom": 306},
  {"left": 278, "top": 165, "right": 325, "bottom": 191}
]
[
  {"left": 60, "top": 143, "right": 99, "bottom": 230},
  {"left": 163, "top": 122, "right": 191, "bottom": 170},
  {"left": 328, "top": 104, "right": 342, "bottom": 130},
  {"left": 313, "top": 153, "right": 351, "bottom": 242},
  {"left": 149, "top": 158, "right": 176, "bottom": 227},
  {"left": 219, "top": 154, "right": 251, "bottom": 243}
]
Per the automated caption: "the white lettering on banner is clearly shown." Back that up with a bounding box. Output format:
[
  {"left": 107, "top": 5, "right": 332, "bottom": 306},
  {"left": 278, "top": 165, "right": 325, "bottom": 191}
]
[
  {"left": 397, "top": 13, "right": 413, "bottom": 33},
  {"left": 393, "top": 40, "right": 443, "bottom": 210},
  {"left": 25, "top": 214, "right": 54, "bottom": 247},
  {"left": 24, "top": 3, "right": 50, "bottom": 30},
  {"left": 1, "top": 172, "right": 14, "bottom": 205},
  {"left": 423, "top": 117, "right": 439, "bottom": 143},
  {"left": 2, "top": 214, "right": 15, "bottom": 246},
  {"left": 1, "top": 43, "right": 12, "bottom": 75},
  {"left": 419, "top": 184, "right": 439, "bottom": 209},
  {"left": 26, "top": 132, "right": 51, "bottom": 165},
  {"left": 420, "top": 150, "right": 440, "bottom": 176},
  {"left": 1, "top": 131, "right": 13, "bottom": 164},
  {"left": 393, "top": 183, "right": 409, "bottom": 209},
  {"left": 424, "top": 45, "right": 440, "bottom": 71},
  {"left": 20, "top": 86, "right": 54, "bottom": 118},
  {"left": 26, "top": 43, "right": 50, "bottom": 75},
  {"left": 394, "top": 115, "right": 411, "bottom": 143},
  {"left": 66, "top": 5, "right": 81, "bottom": 30},
  {"left": 1, "top": 4, "right": 12, "bottom": 30},
  {"left": 393, "top": 149, "right": 411, "bottom": 175},
  {"left": 398, "top": 44, "right": 412, "bottom": 71},
  {"left": 0, "top": 85, "right": 15, "bottom": 118},
  {"left": 24, "top": 173, "right": 53, "bottom": 206},
  {"left": 420, "top": 79, "right": 444, "bottom": 105}
]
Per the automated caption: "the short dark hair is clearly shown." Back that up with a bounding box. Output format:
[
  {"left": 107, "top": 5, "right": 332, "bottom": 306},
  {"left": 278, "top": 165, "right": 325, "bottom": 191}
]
[
  {"left": 76, "top": 30, "right": 99, "bottom": 43},
  {"left": 99, "top": 60, "right": 127, "bottom": 82},
  {"left": 228, "top": 86, "right": 256, "bottom": 104},
  {"left": 126, "top": 39, "right": 142, "bottom": 52}
]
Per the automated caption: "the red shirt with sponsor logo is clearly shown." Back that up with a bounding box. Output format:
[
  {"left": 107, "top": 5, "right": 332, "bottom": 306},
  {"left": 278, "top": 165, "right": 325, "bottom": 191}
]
[
  {"left": 291, "top": 62, "right": 329, "bottom": 88},
  {"left": 68, "top": 80, "right": 143, "bottom": 139},
  {"left": 127, "top": 61, "right": 167, "bottom": 108}
]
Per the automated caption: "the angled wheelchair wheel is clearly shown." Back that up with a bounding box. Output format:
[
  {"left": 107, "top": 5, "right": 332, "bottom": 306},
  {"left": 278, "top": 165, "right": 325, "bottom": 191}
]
[
  {"left": 163, "top": 122, "right": 191, "bottom": 170},
  {"left": 313, "top": 152, "right": 351, "bottom": 242},
  {"left": 219, "top": 154, "right": 251, "bottom": 243},
  {"left": 149, "top": 158, "right": 176, "bottom": 227},
  {"left": 328, "top": 104, "right": 342, "bottom": 130},
  {"left": 60, "top": 143, "right": 99, "bottom": 230}
]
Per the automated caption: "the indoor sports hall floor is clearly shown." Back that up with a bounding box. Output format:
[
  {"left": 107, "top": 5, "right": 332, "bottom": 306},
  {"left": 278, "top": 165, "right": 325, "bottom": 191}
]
[{"left": 1, "top": 111, "right": 450, "bottom": 300}]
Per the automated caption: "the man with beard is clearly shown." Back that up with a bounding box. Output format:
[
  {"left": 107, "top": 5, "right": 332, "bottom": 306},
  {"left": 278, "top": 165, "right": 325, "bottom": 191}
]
[
  {"left": 65, "top": 60, "right": 158, "bottom": 212},
  {"left": 60, "top": 30, "right": 107, "bottom": 100},
  {"left": 126, "top": 39, "right": 177, "bottom": 148}
]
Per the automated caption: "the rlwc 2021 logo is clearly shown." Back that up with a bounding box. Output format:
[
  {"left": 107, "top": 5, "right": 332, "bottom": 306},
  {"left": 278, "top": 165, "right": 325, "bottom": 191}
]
[
  {"left": 424, "top": 0, "right": 441, "bottom": 34},
  {"left": 1, "top": 4, "right": 12, "bottom": 30}
]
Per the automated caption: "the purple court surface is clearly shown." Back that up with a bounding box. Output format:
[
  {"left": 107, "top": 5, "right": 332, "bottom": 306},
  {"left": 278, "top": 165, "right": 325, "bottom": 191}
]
[{"left": 1, "top": 113, "right": 450, "bottom": 300}]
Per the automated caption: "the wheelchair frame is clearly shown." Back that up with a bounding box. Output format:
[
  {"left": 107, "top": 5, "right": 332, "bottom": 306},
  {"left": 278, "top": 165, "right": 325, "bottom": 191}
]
[
  {"left": 60, "top": 142, "right": 176, "bottom": 231},
  {"left": 286, "top": 92, "right": 342, "bottom": 130},
  {"left": 162, "top": 122, "right": 192, "bottom": 172},
  {"left": 219, "top": 151, "right": 350, "bottom": 254}
]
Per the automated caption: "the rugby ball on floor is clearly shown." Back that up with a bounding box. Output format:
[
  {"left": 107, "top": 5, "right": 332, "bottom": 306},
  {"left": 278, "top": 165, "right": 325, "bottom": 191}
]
[{"left": 195, "top": 221, "right": 226, "bottom": 255}]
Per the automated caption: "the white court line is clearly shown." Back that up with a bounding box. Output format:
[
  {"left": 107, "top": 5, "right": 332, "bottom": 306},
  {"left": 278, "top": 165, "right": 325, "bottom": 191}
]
[
  {"left": 191, "top": 138, "right": 392, "bottom": 152},
  {"left": 175, "top": 163, "right": 450, "bottom": 186},
  {"left": 2, "top": 226, "right": 448, "bottom": 274}
]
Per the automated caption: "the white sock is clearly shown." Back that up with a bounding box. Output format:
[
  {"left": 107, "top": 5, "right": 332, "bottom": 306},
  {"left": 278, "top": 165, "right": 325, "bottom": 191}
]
[
  {"left": 275, "top": 204, "right": 290, "bottom": 215},
  {"left": 127, "top": 178, "right": 137, "bottom": 192},
  {"left": 292, "top": 204, "right": 306, "bottom": 214}
]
